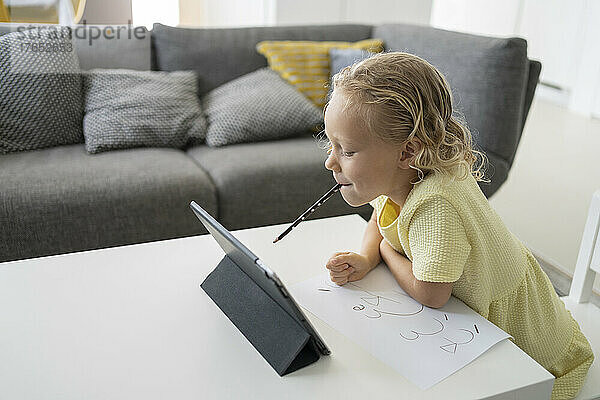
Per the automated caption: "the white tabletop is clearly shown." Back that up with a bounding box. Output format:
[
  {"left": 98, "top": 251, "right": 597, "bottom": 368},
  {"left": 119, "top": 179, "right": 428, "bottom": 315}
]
[{"left": 0, "top": 215, "right": 554, "bottom": 399}]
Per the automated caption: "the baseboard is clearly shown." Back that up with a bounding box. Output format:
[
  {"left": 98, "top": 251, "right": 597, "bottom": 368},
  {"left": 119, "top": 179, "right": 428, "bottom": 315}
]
[{"left": 531, "top": 251, "right": 600, "bottom": 308}]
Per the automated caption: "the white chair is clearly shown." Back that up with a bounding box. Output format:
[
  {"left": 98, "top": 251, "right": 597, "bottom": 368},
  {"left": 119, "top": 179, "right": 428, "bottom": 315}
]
[{"left": 561, "top": 189, "right": 600, "bottom": 399}]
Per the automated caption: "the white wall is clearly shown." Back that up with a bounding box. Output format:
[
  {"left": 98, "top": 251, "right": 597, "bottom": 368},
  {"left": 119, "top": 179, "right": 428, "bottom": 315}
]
[
  {"left": 516, "top": 0, "right": 585, "bottom": 90},
  {"left": 178, "top": 0, "right": 432, "bottom": 27},
  {"left": 431, "top": 0, "right": 600, "bottom": 118},
  {"left": 275, "top": 0, "right": 431, "bottom": 26},
  {"left": 595, "top": 84, "right": 600, "bottom": 118},
  {"left": 569, "top": 0, "right": 600, "bottom": 120},
  {"left": 345, "top": 0, "right": 431, "bottom": 25},
  {"left": 132, "top": 0, "right": 178, "bottom": 29},
  {"left": 79, "top": 0, "right": 132, "bottom": 24},
  {"left": 178, "top": 0, "right": 274, "bottom": 27},
  {"left": 186, "top": 0, "right": 271, "bottom": 28},
  {"left": 273, "top": 0, "right": 342, "bottom": 25},
  {"left": 430, "top": 0, "right": 521, "bottom": 36}
]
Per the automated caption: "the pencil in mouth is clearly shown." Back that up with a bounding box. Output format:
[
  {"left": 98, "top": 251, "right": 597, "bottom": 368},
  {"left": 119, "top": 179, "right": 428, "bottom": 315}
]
[{"left": 272, "top": 182, "right": 342, "bottom": 243}]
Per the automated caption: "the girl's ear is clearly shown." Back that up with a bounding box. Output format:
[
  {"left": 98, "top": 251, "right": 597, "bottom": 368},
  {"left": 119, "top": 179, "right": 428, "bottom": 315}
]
[{"left": 398, "top": 138, "right": 423, "bottom": 169}]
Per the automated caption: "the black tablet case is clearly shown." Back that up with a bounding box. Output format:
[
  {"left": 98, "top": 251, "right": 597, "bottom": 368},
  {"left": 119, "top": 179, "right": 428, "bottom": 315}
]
[{"left": 201, "top": 255, "right": 320, "bottom": 376}]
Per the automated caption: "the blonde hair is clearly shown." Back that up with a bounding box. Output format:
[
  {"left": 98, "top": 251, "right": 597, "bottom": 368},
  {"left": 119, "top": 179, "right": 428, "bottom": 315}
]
[{"left": 328, "top": 51, "right": 487, "bottom": 183}]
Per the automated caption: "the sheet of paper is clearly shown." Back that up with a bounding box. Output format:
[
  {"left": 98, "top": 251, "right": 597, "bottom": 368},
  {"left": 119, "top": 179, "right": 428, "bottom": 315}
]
[{"left": 290, "top": 266, "right": 511, "bottom": 389}]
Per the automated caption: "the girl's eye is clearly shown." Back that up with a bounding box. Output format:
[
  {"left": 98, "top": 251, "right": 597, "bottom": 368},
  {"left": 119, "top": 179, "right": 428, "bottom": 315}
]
[{"left": 326, "top": 143, "right": 353, "bottom": 157}]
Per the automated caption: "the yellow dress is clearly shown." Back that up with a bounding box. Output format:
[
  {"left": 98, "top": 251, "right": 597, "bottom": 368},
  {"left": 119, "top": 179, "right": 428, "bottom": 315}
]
[{"left": 370, "top": 173, "right": 593, "bottom": 400}]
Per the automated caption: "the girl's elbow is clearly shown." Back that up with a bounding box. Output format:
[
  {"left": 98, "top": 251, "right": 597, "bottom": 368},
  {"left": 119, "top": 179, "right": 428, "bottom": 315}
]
[
  {"left": 413, "top": 281, "right": 453, "bottom": 309},
  {"left": 422, "top": 296, "right": 450, "bottom": 309}
]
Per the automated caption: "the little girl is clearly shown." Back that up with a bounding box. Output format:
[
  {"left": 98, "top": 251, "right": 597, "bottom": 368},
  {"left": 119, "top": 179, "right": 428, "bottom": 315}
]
[{"left": 323, "top": 52, "right": 593, "bottom": 399}]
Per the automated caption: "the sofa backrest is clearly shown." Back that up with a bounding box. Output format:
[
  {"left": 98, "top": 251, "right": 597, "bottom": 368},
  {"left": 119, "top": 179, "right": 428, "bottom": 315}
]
[
  {"left": 73, "top": 25, "right": 151, "bottom": 71},
  {"left": 0, "top": 23, "right": 151, "bottom": 71},
  {"left": 150, "top": 23, "right": 373, "bottom": 96}
]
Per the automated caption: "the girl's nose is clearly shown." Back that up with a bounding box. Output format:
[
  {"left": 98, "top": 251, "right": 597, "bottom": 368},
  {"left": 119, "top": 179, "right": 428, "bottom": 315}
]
[{"left": 324, "top": 152, "right": 340, "bottom": 172}]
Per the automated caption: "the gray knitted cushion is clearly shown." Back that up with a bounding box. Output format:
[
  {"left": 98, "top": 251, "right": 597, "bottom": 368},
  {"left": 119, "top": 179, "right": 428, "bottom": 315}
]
[
  {"left": 83, "top": 69, "right": 206, "bottom": 154},
  {"left": 202, "top": 68, "right": 323, "bottom": 147},
  {"left": 0, "top": 27, "right": 83, "bottom": 154}
]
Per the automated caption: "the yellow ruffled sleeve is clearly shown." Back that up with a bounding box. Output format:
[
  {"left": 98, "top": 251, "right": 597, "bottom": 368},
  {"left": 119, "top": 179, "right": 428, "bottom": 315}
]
[
  {"left": 369, "top": 195, "right": 387, "bottom": 216},
  {"left": 408, "top": 196, "right": 471, "bottom": 283}
]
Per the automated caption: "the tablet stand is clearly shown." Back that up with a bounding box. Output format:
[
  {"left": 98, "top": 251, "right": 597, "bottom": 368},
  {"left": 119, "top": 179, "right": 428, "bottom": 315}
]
[{"left": 201, "top": 255, "right": 320, "bottom": 376}]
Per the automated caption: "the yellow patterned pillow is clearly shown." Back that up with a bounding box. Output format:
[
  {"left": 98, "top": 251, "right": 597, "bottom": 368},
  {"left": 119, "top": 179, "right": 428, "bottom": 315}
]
[{"left": 256, "top": 39, "right": 384, "bottom": 108}]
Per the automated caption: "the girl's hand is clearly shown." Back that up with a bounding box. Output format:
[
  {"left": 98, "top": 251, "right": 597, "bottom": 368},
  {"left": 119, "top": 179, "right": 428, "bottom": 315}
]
[{"left": 325, "top": 251, "right": 376, "bottom": 285}]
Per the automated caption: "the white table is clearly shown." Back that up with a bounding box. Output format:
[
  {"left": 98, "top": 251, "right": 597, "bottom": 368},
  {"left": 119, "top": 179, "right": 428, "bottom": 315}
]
[{"left": 0, "top": 215, "right": 554, "bottom": 399}]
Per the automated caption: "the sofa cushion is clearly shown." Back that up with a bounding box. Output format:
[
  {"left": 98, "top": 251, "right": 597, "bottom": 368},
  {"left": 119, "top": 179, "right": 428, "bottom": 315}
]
[
  {"left": 327, "top": 47, "right": 375, "bottom": 100},
  {"left": 0, "top": 26, "right": 83, "bottom": 154},
  {"left": 373, "top": 24, "right": 529, "bottom": 185},
  {"left": 83, "top": 69, "right": 206, "bottom": 153},
  {"left": 0, "top": 23, "right": 46, "bottom": 36},
  {"left": 256, "top": 39, "right": 383, "bottom": 108},
  {"left": 0, "top": 144, "right": 217, "bottom": 262},
  {"left": 73, "top": 25, "right": 151, "bottom": 71},
  {"left": 186, "top": 137, "right": 371, "bottom": 230},
  {"left": 329, "top": 47, "right": 374, "bottom": 77},
  {"left": 151, "top": 23, "right": 374, "bottom": 96},
  {"left": 203, "top": 68, "right": 322, "bottom": 147},
  {"left": 0, "top": 24, "right": 14, "bottom": 37}
]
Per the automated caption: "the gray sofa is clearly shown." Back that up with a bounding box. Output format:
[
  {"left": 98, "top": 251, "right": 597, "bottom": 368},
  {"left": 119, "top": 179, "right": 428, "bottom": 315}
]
[{"left": 0, "top": 22, "right": 540, "bottom": 263}]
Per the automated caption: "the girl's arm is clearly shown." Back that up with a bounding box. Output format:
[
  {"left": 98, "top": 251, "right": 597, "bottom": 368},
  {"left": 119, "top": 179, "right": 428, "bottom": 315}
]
[
  {"left": 361, "top": 209, "right": 383, "bottom": 268},
  {"left": 379, "top": 240, "right": 454, "bottom": 308}
]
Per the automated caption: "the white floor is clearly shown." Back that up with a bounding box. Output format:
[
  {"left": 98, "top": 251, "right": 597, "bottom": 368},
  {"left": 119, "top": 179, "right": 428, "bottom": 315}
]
[{"left": 489, "top": 97, "right": 600, "bottom": 293}]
